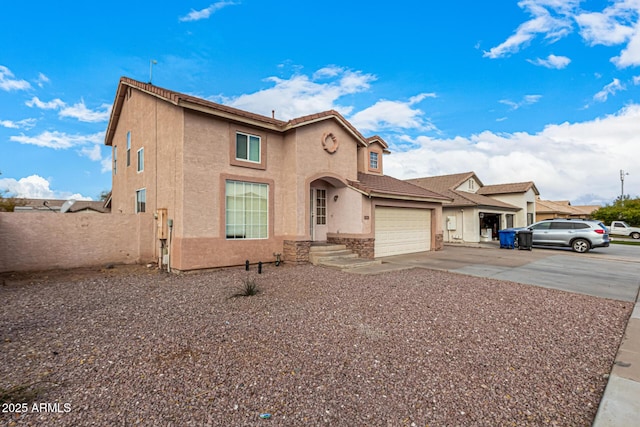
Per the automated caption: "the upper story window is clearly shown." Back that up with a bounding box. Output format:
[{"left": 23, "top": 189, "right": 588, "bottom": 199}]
[
  {"left": 113, "top": 146, "right": 117, "bottom": 175},
  {"left": 468, "top": 179, "right": 475, "bottom": 190},
  {"left": 236, "top": 132, "right": 261, "bottom": 163},
  {"left": 369, "top": 152, "right": 379, "bottom": 170},
  {"left": 137, "top": 148, "right": 144, "bottom": 172},
  {"left": 135, "top": 188, "right": 146, "bottom": 213},
  {"left": 126, "top": 131, "right": 131, "bottom": 167}
]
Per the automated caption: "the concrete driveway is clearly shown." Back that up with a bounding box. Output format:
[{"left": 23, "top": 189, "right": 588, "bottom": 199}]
[{"left": 353, "top": 243, "right": 640, "bottom": 302}]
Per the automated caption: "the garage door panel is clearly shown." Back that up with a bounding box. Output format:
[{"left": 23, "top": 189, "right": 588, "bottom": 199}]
[{"left": 375, "top": 207, "right": 431, "bottom": 257}]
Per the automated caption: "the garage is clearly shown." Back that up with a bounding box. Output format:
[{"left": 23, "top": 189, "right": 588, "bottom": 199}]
[{"left": 374, "top": 206, "right": 431, "bottom": 257}]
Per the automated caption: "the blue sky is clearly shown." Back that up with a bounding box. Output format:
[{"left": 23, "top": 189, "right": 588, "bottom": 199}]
[{"left": 1, "top": 0, "right": 639, "bottom": 205}]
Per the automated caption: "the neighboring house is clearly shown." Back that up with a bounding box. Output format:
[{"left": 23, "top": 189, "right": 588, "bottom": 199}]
[
  {"left": 535, "top": 198, "right": 600, "bottom": 220},
  {"left": 104, "top": 77, "right": 450, "bottom": 271},
  {"left": 13, "top": 199, "right": 109, "bottom": 213},
  {"left": 407, "top": 172, "right": 538, "bottom": 243}
]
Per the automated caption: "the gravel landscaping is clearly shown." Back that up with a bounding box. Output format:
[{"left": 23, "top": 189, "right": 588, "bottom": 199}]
[{"left": 0, "top": 263, "right": 632, "bottom": 426}]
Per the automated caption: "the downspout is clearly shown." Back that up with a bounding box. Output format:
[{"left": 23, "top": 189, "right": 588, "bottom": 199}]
[
  {"left": 167, "top": 218, "right": 173, "bottom": 273},
  {"left": 460, "top": 209, "right": 465, "bottom": 242}
]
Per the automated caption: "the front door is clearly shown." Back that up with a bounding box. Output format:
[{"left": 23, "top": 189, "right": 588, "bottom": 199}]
[{"left": 310, "top": 188, "right": 327, "bottom": 241}]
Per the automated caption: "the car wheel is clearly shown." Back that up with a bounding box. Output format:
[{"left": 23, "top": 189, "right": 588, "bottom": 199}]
[
  {"left": 572, "top": 239, "right": 590, "bottom": 253},
  {"left": 631, "top": 232, "right": 640, "bottom": 239}
]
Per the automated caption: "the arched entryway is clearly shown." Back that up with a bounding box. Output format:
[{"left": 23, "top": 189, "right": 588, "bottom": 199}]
[{"left": 308, "top": 175, "right": 348, "bottom": 242}]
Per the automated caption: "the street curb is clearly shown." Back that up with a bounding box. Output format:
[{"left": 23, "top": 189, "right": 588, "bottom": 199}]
[{"left": 592, "top": 287, "right": 640, "bottom": 426}]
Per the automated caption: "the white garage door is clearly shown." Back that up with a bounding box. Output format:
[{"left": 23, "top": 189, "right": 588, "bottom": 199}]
[{"left": 375, "top": 207, "right": 431, "bottom": 257}]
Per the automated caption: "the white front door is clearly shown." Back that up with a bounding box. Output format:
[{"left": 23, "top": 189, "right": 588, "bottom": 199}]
[{"left": 310, "top": 188, "right": 328, "bottom": 241}]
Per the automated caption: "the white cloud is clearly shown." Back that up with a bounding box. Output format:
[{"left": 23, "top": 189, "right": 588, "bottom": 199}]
[
  {"left": 634, "top": 75, "right": 640, "bottom": 84},
  {"left": 486, "top": 1, "right": 640, "bottom": 67},
  {"left": 79, "top": 144, "right": 103, "bottom": 162},
  {"left": 499, "top": 94, "right": 543, "bottom": 110},
  {"left": 26, "top": 96, "right": 65, "bottom": 109},
  {"left": 0, "top": 65, "right": 31, "bottom": 91},
  {"left": 593, "top": 78, "right": 625, "bottom": 102},
  {"left": 10, "top": 131, "right": 104, "bottom": 150},
  {"left": 25, "top": 97, "right": 111, "bottom": 122},
  {"left": 483, "top": 1, "right": 575, "bottom": 59},
  {"left": 384, "top": 104, "right": 640, "bottom": 204},
  {"left": 0, "top": 118, "right": 36, "bottom": 130},
  {"left": 0, "top": 175, "right": 91, "bottom": 200},
  {"left": 349, "top": 94, "right": 437, "bottom": 133},
  {"left": 219, "top": 68, "right": 376, "bottom": 119},
  {"left": 612, "top": 26, "right": 640, "bottom": 68},
  {"left": 527, "top": 53, "right": 571, "bottom": 68},
  {"left": 59, "top": 101, "right": 112, "bottom": 123},
  {"left": 179, "top": 1, "right": 238, "bottom": 22},
  {"left": 575, "top": 8, "right": 635, "bottom": 46},
  {"left": 36, "top": 72, "right": 49, "bottom": 88}
]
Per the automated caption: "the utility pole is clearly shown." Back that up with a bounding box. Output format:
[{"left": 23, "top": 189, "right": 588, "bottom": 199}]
[{"left": 620, "top": 169, "right": 629, "bottom": 204}]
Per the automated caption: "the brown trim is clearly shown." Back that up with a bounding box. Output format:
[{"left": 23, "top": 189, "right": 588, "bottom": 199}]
[{"left": 228, "top": 125, "right": 268, "bottom": 170}]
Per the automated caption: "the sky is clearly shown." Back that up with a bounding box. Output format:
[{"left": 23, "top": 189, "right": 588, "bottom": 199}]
[{"left": 1, "top": 0, "right": 639, "bottom": 205}]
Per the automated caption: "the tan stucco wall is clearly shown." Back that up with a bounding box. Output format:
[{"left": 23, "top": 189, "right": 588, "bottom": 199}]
[
  {"left": 107, "top": 87, "right": 443, "bottom": 271},
  {"left": 0, "top": 213, "right": 154, "bottom": 273}
]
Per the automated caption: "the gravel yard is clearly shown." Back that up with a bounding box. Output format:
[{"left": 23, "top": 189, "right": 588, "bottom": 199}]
[{"left": 0, "top": 263, "right": 632, "bottom": 426}]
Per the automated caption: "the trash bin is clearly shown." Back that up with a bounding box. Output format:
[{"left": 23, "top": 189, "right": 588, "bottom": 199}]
[
  {"left": 517, "top": 229, "right": 533, "bottom": 251},
  {"left": 498, "top": 229, "right": 516, "bottom": 249}
]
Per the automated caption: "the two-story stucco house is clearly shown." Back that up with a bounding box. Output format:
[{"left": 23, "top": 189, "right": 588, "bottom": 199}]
[{"left": 104, "top": 77, "right": 450, "bottom": 271}]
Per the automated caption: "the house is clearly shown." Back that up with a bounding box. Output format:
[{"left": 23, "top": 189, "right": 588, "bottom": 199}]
[
  {"left": 407, "top": 172, "right": 538, "bottom": 243},
  {"left": 104, "top": 77, "right": 450, "bottom": 271},
  {"left": 13, "top": 198, "right": 109, "bottom": 213},
  {"left": 535, "top": 198, "right": 600, "bottom": 220}
]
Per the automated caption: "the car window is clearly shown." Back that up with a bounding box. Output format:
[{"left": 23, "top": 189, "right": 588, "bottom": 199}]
[
  {"left": 530, "top": 222, "right": 551, "bottom": 230},
  {"left": 550, "top": 222, "right": 572, "bottom": 229},
  {"left": 572, "top": 223, "right": 590, "bottom": 229}
]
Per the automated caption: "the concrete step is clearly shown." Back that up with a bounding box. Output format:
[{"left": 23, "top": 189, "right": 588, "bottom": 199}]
[
  {"left": 309, "top": 252, "right": 359, "bottom": 265},
  {"left": 309, "top": 242, "right": 380, "bottom": 270},
  {"left": 309, "top": 244, "right": 347, "bottom": 252},
  {"left": 318, "top": 257, "right": 383, "bottom": 270}
]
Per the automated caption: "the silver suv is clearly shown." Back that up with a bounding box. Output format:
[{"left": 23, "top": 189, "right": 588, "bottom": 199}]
[{"left": 527, "top": 219, "right": 610, "bottom": 253}]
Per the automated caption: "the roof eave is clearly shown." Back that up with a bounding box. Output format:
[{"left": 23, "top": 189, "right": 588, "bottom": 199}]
[
  {"left": 368, "top": 191, "right": 451, "bottom": 203},
  {"left": 283, "top": 114, "right": 368, "bottom": 147},
  {"left": 179, "top": 99, "right": 284, "bottom": 132}
]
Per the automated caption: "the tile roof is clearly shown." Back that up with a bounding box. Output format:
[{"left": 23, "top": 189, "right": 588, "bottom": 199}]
[
  {"left": 349, "top": 173, "right": 450, "bottom": 202},
  {"left": 477, "top": 181, "right": 539, "bottom": 196},
  {"left": 406, "top": 172, "right": 479, "bottom": 194},
  {"left": 406, "top": 173, "right": 520, "bottom": 210},
  {"left": 105, "top": 77, "right": 384, "bottom": 150},
  {"left": 536, "top": 199, "right": 600, "bottom": 216}
]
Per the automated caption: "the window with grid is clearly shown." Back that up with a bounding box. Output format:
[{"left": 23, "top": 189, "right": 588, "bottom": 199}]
[
  {"left": 235, "top": 132, "right": 261, "bottom": 163},
  {"left": 369, "top": 151, "right": 379, "bottom": 169},
  {"left": 316, "top": 189, "right": 326, "bottom": 225},
  {"left": 137, "top": 148, "right": 144, "bottom": 172},
  {"left": 225, "top": 180, "right": 268, "bottom": 239},
  {"left": 135, "top": 188, "right": 146, "bottom": 213}
]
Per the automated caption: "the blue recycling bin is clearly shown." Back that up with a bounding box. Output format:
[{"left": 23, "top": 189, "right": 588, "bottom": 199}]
[{"left": 498, "top": 229, "right": 517, "bottom": 249}]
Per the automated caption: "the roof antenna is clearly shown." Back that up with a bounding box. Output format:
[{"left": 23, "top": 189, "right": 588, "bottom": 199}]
[
  {"left": 272, "top": 110, "right": 275, "bottom": 119},
  {"left": 42, "top": 200, "right": 56, "bottom": 212},
  {"left": 149, "top": 59, "right": 158, "bottom": 84}
]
